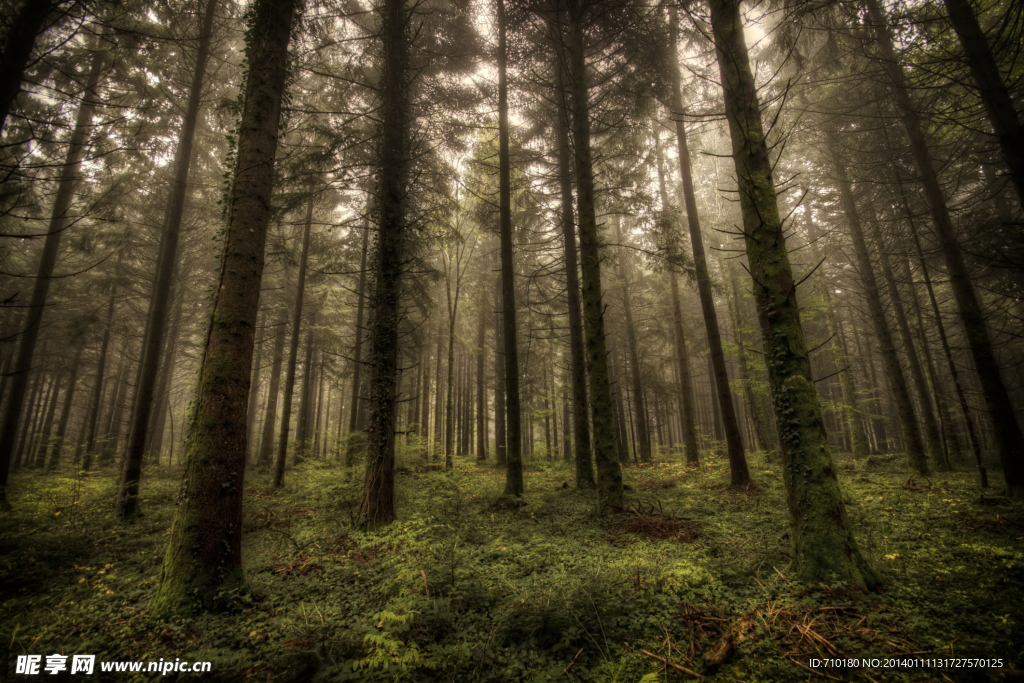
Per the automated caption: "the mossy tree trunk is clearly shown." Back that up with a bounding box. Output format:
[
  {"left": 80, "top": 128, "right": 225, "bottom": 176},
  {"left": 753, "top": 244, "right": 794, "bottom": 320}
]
[
  {"left": 866, "top": 0, "right": 1024, "bottom": 495},
  {"left": 361, "top": 0, "right": 410, "bottom": 527},
  {"left": 710, "top": 0, "right": 880, "bottom": 589},
  {"left": 566, "top": 0, "right": 623, "bottom": 510},
  {"left": 150, "top": 0, "right": 299, "bottom": 617}
]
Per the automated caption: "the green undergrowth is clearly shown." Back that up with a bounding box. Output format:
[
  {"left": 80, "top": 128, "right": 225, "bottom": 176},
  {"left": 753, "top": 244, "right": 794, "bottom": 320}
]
[{"left": 1, "top": 449, "right": 1022, "bottom": 682}]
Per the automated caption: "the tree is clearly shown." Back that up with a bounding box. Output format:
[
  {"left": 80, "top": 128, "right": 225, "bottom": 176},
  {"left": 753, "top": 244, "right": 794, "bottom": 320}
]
[
  {"left": 708, "top": 0, "right": 880, "bottom": 588},
  {"left": 150, "top": 0, "right": 300, "bottom": 616}
]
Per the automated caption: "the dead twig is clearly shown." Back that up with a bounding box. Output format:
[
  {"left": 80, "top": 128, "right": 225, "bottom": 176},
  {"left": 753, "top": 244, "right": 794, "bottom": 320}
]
[{"left": 640, "top": 649, "right": 705, "bottom": 679}]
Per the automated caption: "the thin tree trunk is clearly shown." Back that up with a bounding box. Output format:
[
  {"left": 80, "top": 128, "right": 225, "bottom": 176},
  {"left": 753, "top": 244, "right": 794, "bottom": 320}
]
[
  {"left": 711, "top": 0, "right": 879, "bottom": 588},
  {"left": 829, "top": 134, "right": 929, "bottom": 475},
  {"left": 245, "top": 308, "right": 266, "bottom": 463},
  {"left": 566, "top": 0, "right": 623, "bottom": 509},
  {"left": 346, "top": 211, "right": 371, "bottom": 464},
  {"left": 117, "top": 0, "right": 219, "bottom": 518},
  {"left": 295, "top": 312, "right": 318, "bottom": 464},
  {"left": 667, "top": 7, "right": 748, "bottom": 483},
  {"left": 274, "top": 196, "right": 314, "bottom": 487},
  {"left": 0, "top": 43, "right": 104, "bottom": 507},
  {"left": 147, "top": 290, "right": 185, "bottom": 462},
  {"left": 476, "top": 298, "right": 486, "bottom": 460},
  {"left": 493, "top": 251, "right": 506, "bottom": 466},
  {"left": 553, "top": 41, "right": 594, "bottom": 487},
  {"left": 151, "top": 0, "right": 299, "bottom": 617},
  {"left": 47, "top": 348, "right": 83, "bottom": 470},
  {"left": 420, "top": 316, "right": 432, "bottom": 456},
  {"left": 257, "top": 306, "right": 288, "bottom": 468},
  {"left": 615, "top": 219, "right": 651, "bottom": 463}
]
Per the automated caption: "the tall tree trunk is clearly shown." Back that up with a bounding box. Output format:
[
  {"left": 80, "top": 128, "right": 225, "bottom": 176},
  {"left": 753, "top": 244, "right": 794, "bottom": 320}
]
[
  {"left": 710, "top": 0, "right": 880, "bottom": 589},
  {"left": 829, "top": 135, "right": 929, "bottom": 475},
  {"left": 497, "top": 0, "right": 523, "bottom": 498},
  {"left": 0, "top": 0, "right": 53, "bottom": 136},
  {"left": 147, "top": 290, "right": 185, "bottom": 461},
  {"left": 245, "top": 309, "right": 266, "bottom": 463},
  {"left": 476, "top": 298, "right": 486, "bottom": 460},
  {"left": 727, "top": 266, "right": 775, "bottom": 455},
  {"left": 117, "top": 0, "right": 219, "bottom": 518},
  {"left": 667, "top": 7, "right": 748, "bottom": 484},
  {"left": 419, "top": 316, "right": 432, "bottom": 456},
  {"left": 47, "top": 348, "right": 83, "bottom": 469},
  {"left": 294, "top": 312, "right": 318, "bottom": 464},
  {"left": 652, "top": 124, "right": 700, "bottom": 466},
  {"left": 908, "top": 215, "right": 988, "bottom": 486},
  {"left": 566, "top": 0, "right": 623, "bottom": 509},
  {"left": 274, "top": 196, "right": 314, "bottom": 488},
  {"left": 257, "top": 306, "right": 288, "bottom": 468},
  {"left": 361, "top": 0, "right": 409, "bottom": 527},
  {"left": 0, "top": 43, "right": 104, "bottom": 508},
  {"left": 493, "top": 252, "right": 507, "bottom": 466},
  {"left": 866, "top": 0, "right": 1024, "bottom": 495},
  {"left": 941, "top": 0, "right": 1024, "bottom": 205},
  {"left": 866, "top": 210, "right": 945, "bottom": 471},
  {"left": 561, "top": 363, "right": 572, "bottom": 462},
  {"left": 553, "top": 40, "right": 594, "bottom": 488},
  {"left": 615, "top": 219, "right": 652, "bottom": 463},
  {"left": 151, "top": 0, "right": 299, "bottom": 616},
  {"left": 346, "top": 212, "right": 371, "bottom": 465}
]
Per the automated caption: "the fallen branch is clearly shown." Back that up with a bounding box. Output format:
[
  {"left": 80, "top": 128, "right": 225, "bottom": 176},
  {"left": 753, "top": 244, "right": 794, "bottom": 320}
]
[
  {"left": 640, "top": 650, "right": 704, "bottom": 679},
  {"left": 563, "top": 647, "right": 583, "bottom": 675}
]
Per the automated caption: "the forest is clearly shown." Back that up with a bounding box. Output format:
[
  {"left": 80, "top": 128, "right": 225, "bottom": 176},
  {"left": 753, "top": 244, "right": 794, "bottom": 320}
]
[{"left": 0, "top": 0, "right": 1022, "bottom": 679}]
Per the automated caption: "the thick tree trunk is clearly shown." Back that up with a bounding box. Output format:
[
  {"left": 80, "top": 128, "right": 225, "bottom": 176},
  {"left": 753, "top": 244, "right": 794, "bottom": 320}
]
[
  {"left": 553, "top": 43, "right": 594, "bottom": 488},
  {"left": 0, "top": 44, "right": 104, "bottom": 508},
  {"left": 711, "top": 0, "right": 879, "bottom": 589},
  {"left": 941, "top": 0, "right": 1024, "bottom": 205},
  {"left": 346, "top": 213, "right": 371, "bottom": 465},
  {"left": 0, "top": 0, "right": 53, "bottom": 136},
  {"left": 150, "top": 0, "right": 298, "bottom": 616},
  {"left": 361, "top": 0, "right": 409, "bottom": 527},
  {"left": 829, "top": 136, "right": 929, "bottom": 475},
  {"left": 566, "top": 0, "right": 623, "bottom": 510},
  {"left": 274, "top": 197, "right": 314, "bottom": 487},
  {"left": 117, "top": 0, "right": 219, "bottom": 518},
  {"left": 497, "top": 0, "right": 523, "bottom": 498},
  {"left": 867, "top": 0, "right": 1024, "bottom": 495},
  {"left": 667, "top": 7, "right": 748, "bottom": 484}
]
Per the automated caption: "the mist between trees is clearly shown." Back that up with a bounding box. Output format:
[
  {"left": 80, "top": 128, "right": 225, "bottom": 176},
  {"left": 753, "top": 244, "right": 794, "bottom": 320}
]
[{"left": 1, "top": 0, "right": 1022, "bottom": 677}]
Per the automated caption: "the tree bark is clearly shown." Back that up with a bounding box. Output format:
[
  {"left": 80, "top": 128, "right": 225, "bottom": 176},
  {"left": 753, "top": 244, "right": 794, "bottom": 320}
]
[
  {"left": 0, "top": 0, "right": 54, "bottom": 136},
  {"left": 497, "top": 0, "right": 523, "bottom": 498},
  {"left": 346, "top": 211, "right": 371, "bottom": 464},
  {"left": 711, "top": 0, "right": 880, "bottom": 589},
  {"left": 257, "top": 306, "right": 287, "bottom": 468},
  {"left": 361, "top": 0, "right": 409, "bottom": 527},
  {"left": 615, "top": 218, "right": 652, "bottom": 463},
  {"left": 150, "top": 0, "right": 298, "bottom": 616}
]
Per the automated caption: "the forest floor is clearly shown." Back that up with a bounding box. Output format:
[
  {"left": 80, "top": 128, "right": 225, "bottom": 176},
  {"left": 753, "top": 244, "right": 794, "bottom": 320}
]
[{"left": 1, "top": 448, "right": 1023, "bottom": 682}]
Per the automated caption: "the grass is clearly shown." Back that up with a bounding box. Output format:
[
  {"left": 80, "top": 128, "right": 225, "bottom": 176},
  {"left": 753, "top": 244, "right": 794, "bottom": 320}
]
[{"left": 1, "top": 446, "right": 1022, "bottom": 682}]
